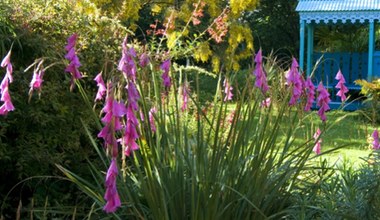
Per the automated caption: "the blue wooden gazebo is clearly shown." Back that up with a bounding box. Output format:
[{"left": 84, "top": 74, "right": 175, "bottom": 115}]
[{"left": 296, "top": 0, "right": 380, "bottom": 81}]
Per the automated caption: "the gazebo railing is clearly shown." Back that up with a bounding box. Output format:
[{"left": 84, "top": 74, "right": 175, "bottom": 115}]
[
  {"left": 311, "top": 51, "right": 380, "bottom": 110},
  {"left": 312, "top": 52, "right": 368, "bottom": 89}
]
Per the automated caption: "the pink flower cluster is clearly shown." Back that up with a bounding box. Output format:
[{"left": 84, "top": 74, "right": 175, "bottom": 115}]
[
  {"left": 118, "top": 37, "right": 140, "bottom": 157},
  {"left": 121, "top": 82, "right": 140, "bottom": 155},
  {"left": 160, "top": 59, "right": 171, "bottom": 88},
  {"left": 29, "top": 69, "right": 44, "bottom": 95},
  {"left": 139, "top": 52, "right": 150, "bottom": 68},
  {"left": 253, "top": 49, "right": 269, "bottom": 94},
  {"left": 103, "top": 158, "right": 121, "bottom": 213},
  {"left": 316, "top": 82, "right": 331, "bottom": 122},
  {"left": 64, "top": 34, "right": 82, "bottom": 90},
  {"left": 313, "top": 128, "right": 322, "bottom": 155},
  {"left": 0, "top": 51, "right": 15, "bottom": 115},
  {"left": 118, "top": 38, "right": 137, "bottom": 80},
  {"left": 261, "top": 97, "right": 271, "bottom": 108},
  {"left": 286, "top": 58, "right": 303, "bottom": 106},
  {"left": 97, "top": 87, "right": 123, "bottom": 213},
  {"left": 98, "top": 90, "right": 126, "bottom": 156},
  {"left": 335, "top": 70, "right": 348, "bottom": 102},
  {"left": 97, "top": 37, "right": 143, "bottom": 213},
  {"left": 372, "top": 129, "right": 380, "bottom": 150},
  {"left": 207, "top": 10, "right": 228, "bottom": 43},
  {"left": 149, "top": 107, "right": 157, "bottom": 132},
  {"left": 223, "top": 78, "right": 233, "bottom": 102},
  {"left": 94, "top": 72, "right": 106, "bottom": 101},
  {"left": 304, "top": 77, "right": 315, "bottom": 112},
  {"left": 181, "top": 82, "right": 190, "bottom": 111},
  {"left": 283, "top": 57, "right": 332, "bottom": 121},
  {"left": 192, "top": 1, "right": 205, "bottom": 25}
]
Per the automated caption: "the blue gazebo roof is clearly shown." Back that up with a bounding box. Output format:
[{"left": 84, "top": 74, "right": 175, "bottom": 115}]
[{"left": 296, "top": 0, "right": 380, "bottom": 23}]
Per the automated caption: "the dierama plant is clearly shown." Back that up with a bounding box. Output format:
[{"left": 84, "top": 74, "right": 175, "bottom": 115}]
[
  {"left": 0, "top": 39, "right": 339, "bottom": 219},
  {"left": 54, "top": 40, "right": 338, "bottom": 219}
]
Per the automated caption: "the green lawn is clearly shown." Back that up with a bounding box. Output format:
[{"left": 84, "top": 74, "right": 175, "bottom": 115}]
[
  {"left": 295, "top": 110, "right": 375, "bottom": 166},
  {"left": 228, "top": 104, "right": 373, "bottom": 165}
]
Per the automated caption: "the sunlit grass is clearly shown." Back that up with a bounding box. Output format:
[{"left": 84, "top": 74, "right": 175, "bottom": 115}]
[
  {"left": 320, "top": 148, "right": 370, "bottom": 167},
  {"left": 227, "top": 102, "right": 373, "bottom": 165},
  {"left": 289, "top": 110, "right": 373, "bottom": 165}
]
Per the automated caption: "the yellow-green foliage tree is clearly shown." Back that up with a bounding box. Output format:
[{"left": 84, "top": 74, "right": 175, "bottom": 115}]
[{"left": 89, "top": 0, "right": 259, "bottom": 72}]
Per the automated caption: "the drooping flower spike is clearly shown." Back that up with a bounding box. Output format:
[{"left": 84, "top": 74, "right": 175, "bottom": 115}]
[
  {"left": 286, "top": 58, "right": 303, "bottom": 106},
  {"left": 117, "top": 37, "right": 140, "bottom": 157},
  {"left": 118, "top": 37, "right": 137, "bottom": 81},
  {"left": 120, "top": 107, "right": 140, "bottom": 157},
  {"left": 98, "top": 86, "right": 126, "bottom": 158},
  {"left": 97, "top": 83, "right": 131, "bottom": 213},
  {"left": 103, "top": 158, "right": 121, "bottom": 213},
  {"left": 335, "top": 70, "right": 349, "bottom": 102},
  {"left": 181, "top": 82, "right": 190, "bottom": 112},
  {"left": 139, "top": 52, "right": 150, "bottom": 68},
  {"left": 94, "top": 72, "right": 106, "bottom": 101},
  {"left": 64, "top": 33, "right": 82, "bottom": 90},
  {"left": 0, "top": 86, "right": 15, "bottom": 115},
  {"left": 316, "top": 82, "right": 331, "bottom": 122},
  {"left": 0, "top": 51, "right": 11, "bottom": 68},
  {"left": 29, "top": 69, "right": 44, "bottom": 95},
  {"left": 160, "top": 59, "right": 171, "bottom": 88},
  {"left": 149, "top": 107, "right": 157, "bottom": 132},
  {"left": 304, "top": 77, "right": 315, "bottom": 112},
  {"left": 372, "top": 129, "right": 380, "bottom": 150},
  {"left": 0, "top": 50, "right": 15, "bottom": 115},
  {"left": 253, "top": 49, "right": 269, "bottom": 94},
  {"left": 223, "top": 78, "right": 233, "bottom": 102},
  {"left": 126, "top": 82, "right": 140, "bottom": 111}
]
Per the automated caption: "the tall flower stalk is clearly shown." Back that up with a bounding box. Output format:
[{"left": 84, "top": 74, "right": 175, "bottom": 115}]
[
  {"left": 335, "top": 69, "right": 348, "bottom": 102},
  {"left": 64, "top": 34, "right": 82, "bottom": 90},
  {"left": 317, "top": 82, "right": 331, "bottom": 122},
  {"left": 97, "top": 85, "right": 124, "bottom": 212},
  {"left": 117, "top": 37, "right": 141, "bottom": 157},
  {"left": 253, "top": 49, "right": 269, "bottom": 94},
  {"left": 181, "top": 81, "right": 190, "bottom": 111},
  {"left": 304, "top": 77, "right": 315, "bottom": 112},
  {"left": 103, "top": 158, "right": 121, "bottom": 213},
  {"left": 223, "top": 78, "right": 233, "bottom": 102},
  {"left": 160, "top": 59, "right": 171, "bottom": 88},
  {"left": 0, "top": 50, "right": 15, "bottom": 115},
  {"left": 94, "top": 72, "right": 106, "bottom": 101},
  {"left": 286, "top": 58, "right": 303, "bottom": 106},
  {"left": 372, "top": 129, "right": 380, "bottom": 150}
]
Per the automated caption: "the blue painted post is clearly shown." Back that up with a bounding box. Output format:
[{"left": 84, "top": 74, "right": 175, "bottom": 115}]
[
  {"left": 300, "top": 20, "right": 306, "bottom": 72},
  {"left": 368, "top": 21, "right": 375, "bottom": 81},
  {"left": 307, "top": 23, "right": 314, "bottom": 76}
]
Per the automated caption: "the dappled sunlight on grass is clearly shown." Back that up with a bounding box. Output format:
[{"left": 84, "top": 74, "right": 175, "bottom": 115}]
[
  {"left": 291, "top": 110, "right": 372, "bottom": 149},
  {"left": 319, "top": 149, "right": 371, "bottom": 167},
  {"left": 293, "top": 109, "right": 376, "bottom": 165}
]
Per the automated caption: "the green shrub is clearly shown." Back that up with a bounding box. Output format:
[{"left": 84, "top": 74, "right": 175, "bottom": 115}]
[
  {"left": 290, "top": 153, "right": 380, "bottom": 219},
  {"left": 0, "top": 0, "right": 128, "bottom": 217}
]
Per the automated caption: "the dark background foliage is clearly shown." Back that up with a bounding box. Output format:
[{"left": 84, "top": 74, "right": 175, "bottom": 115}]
[{"left": 247, "top": 0, "right": 299, "bottom": 66}]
